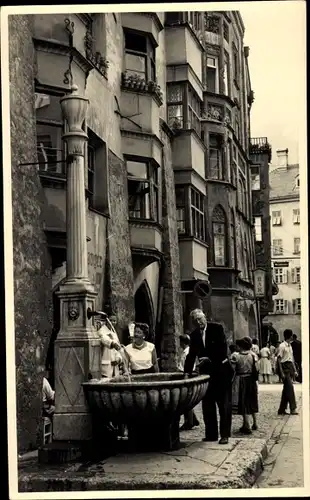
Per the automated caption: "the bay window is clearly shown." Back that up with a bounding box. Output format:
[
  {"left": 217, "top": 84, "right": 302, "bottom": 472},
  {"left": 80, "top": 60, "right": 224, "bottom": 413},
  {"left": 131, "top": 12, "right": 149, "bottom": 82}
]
[
  {"left": 209, "top": 134, "right": 224, "bottom": 180},
  {"left": 35, "top": 92, "right": 65, "bottom": 175},
  {"left": 124, "top": 30, "right": 156, "bottom": 81},
  {"left": 127, "top": 159, "right": 158, "bottom": 221},
  {"left": 167, "top": 83, "right": 202, "bottom": 137},
  {"left": 212, "top": 205, "right": 227, "bottom": 266},
  {"left": 167, "top": 84, "right": 184, "bottom": 129},
  {"left": 188, "top": 86, "right": 201, "bottom": 136},
  {"left": 191, "top": 188, "right": 205, "bottom": 241},
  {"left": 175, "top": 185, "right": 206, "bottom": 241}
]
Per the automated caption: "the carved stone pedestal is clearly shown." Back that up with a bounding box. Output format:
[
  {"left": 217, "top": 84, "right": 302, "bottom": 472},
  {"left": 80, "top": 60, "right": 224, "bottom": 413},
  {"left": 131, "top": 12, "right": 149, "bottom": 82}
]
[{"left": 52, "top": 281, "right": 101, "bottom": 443}]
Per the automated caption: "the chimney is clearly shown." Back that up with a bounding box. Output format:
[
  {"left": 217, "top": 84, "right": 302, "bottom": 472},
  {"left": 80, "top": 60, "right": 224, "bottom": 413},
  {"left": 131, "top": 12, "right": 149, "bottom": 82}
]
[{"left": 276, "top": 148, "right": 288, "bottom": 169}]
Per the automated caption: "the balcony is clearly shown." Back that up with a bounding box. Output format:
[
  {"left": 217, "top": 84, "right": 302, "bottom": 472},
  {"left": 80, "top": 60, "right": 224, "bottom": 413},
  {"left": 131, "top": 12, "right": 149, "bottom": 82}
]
[
  {"left": 249, "top": 137, "right": 272, "bottom": 162},
  {"left": 129, "top": 220, "right": 163, "bottom": 274}
]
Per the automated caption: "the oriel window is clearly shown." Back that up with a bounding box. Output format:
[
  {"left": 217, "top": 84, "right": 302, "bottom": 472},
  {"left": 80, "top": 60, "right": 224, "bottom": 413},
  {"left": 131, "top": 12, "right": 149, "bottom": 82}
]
[
  {"left": 127, "top": 159, "right": 158, "bottom": 221},
  {"left": 190, "top": 188, "right": 205, "bottom": 241},
  {"left": 124, "top": 30, "right": 156, "bottom": 81},
  {"left": 35, "top": 92, "right": 65, "bottom": 175}
]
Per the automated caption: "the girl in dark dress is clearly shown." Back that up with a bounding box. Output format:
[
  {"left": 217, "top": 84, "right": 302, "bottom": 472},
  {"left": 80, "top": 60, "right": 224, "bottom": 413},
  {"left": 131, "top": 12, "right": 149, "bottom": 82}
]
[{"left": 234, "top": 337, "right": 259, "bottom": 434}]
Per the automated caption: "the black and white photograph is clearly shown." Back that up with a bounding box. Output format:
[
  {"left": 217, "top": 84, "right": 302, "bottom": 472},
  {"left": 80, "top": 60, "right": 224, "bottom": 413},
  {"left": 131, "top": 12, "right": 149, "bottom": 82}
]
[{"left": 1, "top": 1, "right": 308, "bottom": 497}]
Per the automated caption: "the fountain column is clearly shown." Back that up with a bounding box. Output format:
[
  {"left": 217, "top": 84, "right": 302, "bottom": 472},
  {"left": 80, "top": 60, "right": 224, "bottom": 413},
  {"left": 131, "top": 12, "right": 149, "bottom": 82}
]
[{"left": 52, "top": 84, "right": 101, "bottom": 443}]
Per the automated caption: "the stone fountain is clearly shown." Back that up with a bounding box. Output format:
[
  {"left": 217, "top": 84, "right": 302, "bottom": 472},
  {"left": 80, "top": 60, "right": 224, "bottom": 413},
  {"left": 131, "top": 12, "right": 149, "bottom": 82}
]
[{"left": 83, "top": 372, "right": 209, "bottom": 453}]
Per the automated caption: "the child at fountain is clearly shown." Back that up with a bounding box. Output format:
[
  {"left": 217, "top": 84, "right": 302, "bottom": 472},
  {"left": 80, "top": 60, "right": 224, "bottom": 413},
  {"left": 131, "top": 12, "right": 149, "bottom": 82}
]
[
  {"left": 97, "top": 313, "right": 123, "bottom": 378},
  {"left": 124, "top": 323, "right": 159, "bottom": 374},
  {"left": 178, "top": 334, "right": 200, "bottom": 431}
]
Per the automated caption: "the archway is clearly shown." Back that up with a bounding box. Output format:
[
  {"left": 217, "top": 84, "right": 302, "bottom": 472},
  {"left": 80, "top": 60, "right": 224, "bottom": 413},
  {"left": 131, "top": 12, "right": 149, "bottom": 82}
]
[
  {"left": 248, "top": 304, "right": 257, "bottom": 339},
  {"left": 134, "top": 280, "right": 155, "bottom": 342}
]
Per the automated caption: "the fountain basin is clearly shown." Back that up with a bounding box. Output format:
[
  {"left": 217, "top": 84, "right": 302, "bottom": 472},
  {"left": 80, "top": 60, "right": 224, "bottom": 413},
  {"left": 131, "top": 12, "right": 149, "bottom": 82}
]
[
  {"left": 83, "top": 372, "right": 209, "bottom": 423},
  {"left": 83, "top": 373, "right": 209, "bottom": 452}
]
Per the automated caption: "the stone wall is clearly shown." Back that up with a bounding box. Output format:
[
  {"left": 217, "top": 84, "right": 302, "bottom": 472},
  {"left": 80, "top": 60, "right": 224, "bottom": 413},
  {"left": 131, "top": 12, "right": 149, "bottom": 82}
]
[
  {"left": 267, "top": 314, "right": 301, "bottom": 339},
  {"left": 159, "top": 127, "right": 184, "bottom": 371},
  {"left": 9, "top": 15, "right": 53, "bottom": 453},
  {"left": 106, "top": 149, "right": 135, "bottom": 340}
]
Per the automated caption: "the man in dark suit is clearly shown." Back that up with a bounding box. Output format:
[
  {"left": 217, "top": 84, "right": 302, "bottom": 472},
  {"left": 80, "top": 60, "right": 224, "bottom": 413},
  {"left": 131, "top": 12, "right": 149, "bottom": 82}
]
[{"left": 184, "top": 309, "right": 234, "bottom": 445}]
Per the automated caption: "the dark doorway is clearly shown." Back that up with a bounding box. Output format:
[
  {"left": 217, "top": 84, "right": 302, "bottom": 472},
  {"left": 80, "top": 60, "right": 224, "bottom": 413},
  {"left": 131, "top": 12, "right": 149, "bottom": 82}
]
[{"left": 134, "top": 281, "right": 154, "bottom": 342}]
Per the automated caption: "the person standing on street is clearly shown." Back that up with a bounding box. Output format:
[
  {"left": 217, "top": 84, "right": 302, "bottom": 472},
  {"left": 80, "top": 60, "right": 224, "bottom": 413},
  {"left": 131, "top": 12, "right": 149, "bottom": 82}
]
[
  {"left": 291, "top": 334, "right": 302, "bottom": 383},
  {"left": 259, "top": 343, "right": 272, "bottom": 383},
  {"left": 277, "top": 329, "right": 299, "bottom": 415},
  {"left": 184, "top": 309, "right": 234, "bottom": 445}
]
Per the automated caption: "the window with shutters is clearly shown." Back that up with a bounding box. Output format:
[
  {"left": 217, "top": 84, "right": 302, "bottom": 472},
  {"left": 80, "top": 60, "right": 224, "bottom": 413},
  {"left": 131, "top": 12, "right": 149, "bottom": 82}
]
[
  {"left": 272, "top": 239, "right": 283, "bottom": 256},
  {"left": 295, "top": 298, "right": 301, "bottom": 314},
  {"left": 272, "top": 210, "right": 282, "bottom": 225},
  {"left": 212, "top": 205, "right": 227, "bottom": 266},
  {"left": 293, "top": 208, "right": 300, "bottom": 224},
  {"left": 275, "top": 299, "right": 286, "bottom": 314},
  {"left": 274, "top": 267, "right": 284, "bottom": 284},
  {"left": 296, "top": 267, "right": 301, "bottom": 283},
  {"left": 294, "top": 237, "right": 300, "bottom": 254}
]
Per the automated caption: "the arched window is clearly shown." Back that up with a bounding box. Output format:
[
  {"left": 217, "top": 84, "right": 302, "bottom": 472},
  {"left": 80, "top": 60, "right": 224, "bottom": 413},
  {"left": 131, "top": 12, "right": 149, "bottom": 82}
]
[
  {"left": 230, "top": 209, "right": 236, "bottom": 268},
  {"left": 212, "top": 205, "right": 227, "bottom": 266}
]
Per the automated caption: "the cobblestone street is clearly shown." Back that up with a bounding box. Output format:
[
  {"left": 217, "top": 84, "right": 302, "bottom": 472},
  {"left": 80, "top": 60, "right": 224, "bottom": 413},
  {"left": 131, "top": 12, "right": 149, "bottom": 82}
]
[{"left": 181, "top": 381, "right": 304, "bottom": 488}]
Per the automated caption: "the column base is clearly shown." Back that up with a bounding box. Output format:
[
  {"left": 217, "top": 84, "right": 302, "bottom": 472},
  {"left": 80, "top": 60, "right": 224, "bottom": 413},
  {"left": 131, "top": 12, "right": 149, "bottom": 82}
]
[{"left": 53, "top": 412, "right": 93, "bottom": 441}]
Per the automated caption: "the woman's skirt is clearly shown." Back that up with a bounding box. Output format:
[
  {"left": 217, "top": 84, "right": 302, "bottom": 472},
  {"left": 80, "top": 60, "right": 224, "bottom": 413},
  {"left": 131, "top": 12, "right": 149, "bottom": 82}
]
[
  {"left": 234, "top": 374, "right": 259, "bottom": 415},
  {"left": 259, "top": 357, "right": 272, "bottom": 375}
]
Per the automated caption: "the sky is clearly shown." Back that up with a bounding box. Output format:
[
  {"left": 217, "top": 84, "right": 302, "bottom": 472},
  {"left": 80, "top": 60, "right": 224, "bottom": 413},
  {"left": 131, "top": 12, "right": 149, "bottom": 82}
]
[{"left": 239, "top": 1, "right": 306, "bottom": 166}]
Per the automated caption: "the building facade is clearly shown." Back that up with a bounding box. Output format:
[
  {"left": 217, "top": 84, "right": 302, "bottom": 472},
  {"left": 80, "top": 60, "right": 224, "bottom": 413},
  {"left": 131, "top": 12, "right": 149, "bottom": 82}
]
[
  {"left": 268, "top": 150, "right": 301, "bottom": 337},
  {"left": 249, "top": 137, "right": 278, "bottom": 345},
  {"left": 9, "top": 10, "right": 262, "bottom": 452}
]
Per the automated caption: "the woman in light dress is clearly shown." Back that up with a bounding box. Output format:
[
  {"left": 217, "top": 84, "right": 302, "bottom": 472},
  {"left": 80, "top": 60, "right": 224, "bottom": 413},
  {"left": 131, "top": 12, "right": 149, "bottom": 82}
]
[
  {"left": 124, "top": 323, "right": 159, "bottom": 375},
  {"left": 259, "top": 342, "right": 272, "bottom": 383}
]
